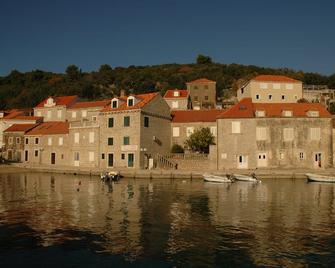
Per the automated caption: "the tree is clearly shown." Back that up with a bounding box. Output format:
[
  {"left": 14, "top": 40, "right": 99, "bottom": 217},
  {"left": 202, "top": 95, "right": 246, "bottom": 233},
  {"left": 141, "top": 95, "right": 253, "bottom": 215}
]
[
  {"left": 196, "top": 54, "right": 212, "bottom": 64},
  {"left": 185, "top": 127, "right": 215, "bottom": 153},
  {"left": 297, "top": 98, "right": 309, "bottom": 103},
  {"left": 171, "top": 144, "right": 184, "bottom": 153},
  {"left": 66, "top": 65, "right": 80, "bottom": 80}
]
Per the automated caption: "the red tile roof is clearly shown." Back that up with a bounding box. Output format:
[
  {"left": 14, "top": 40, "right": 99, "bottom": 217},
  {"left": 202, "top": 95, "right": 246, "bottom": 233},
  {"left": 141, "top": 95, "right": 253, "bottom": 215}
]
[
  {"left": 101, "top": 92, "right": 159, "bottom": 112},
  {"left": 35, "top": 95, "right": 78, "bottom": 108},
  {"left": 4, "top": 124, "right": 39, "bottom": 133},
  {"left": 25, "top": 122, "right": 69, "bottom": 135},
  {"left": 6, "top": 116, "right": 43, "bottom": 121},
  {"left": 218, "top": 98, "right": 331, "bottom": 119},
  {"left": 69, "top": 100, "right": 111, "bottom": 109},
  {"left": 3, "top": 110, "right": 25, "bottom": 119},
  {"left": 252, "top": 75, "right": 301, "bottom": 83},
  {"left": 172, "top": 109, "right": 223, "bottom": 123},
  {"left": 186, "top": 78, "right": 216, "bottom": 84},
  {"left": 164, "top": 89, "right": 189, "bottom": 99}
]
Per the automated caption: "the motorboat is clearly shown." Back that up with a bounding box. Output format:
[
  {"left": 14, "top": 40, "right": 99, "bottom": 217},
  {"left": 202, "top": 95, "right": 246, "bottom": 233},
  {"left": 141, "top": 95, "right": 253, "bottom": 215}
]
[
  {"left": 306, "top": 173, "right": 335, "bottom": 183},
  {"left": 203, "top": 173, "right": 234, "bottom": 183},
  {"left": 233, "top": 173, "right": 261, "bottom": 183},
  {"left": 101, "top": 171, "right": 121, "bottom": 182}
]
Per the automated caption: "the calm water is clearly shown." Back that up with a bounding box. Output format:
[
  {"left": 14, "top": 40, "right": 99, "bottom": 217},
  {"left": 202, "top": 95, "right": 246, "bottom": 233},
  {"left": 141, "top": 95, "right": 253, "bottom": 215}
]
[{"left": 0, "top": 173, "right": 335, "bottom": 267}]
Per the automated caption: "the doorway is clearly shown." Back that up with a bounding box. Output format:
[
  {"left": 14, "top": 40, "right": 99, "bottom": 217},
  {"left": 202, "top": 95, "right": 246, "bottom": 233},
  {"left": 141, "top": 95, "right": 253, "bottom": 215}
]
[
  {"left": 237, "top": 155, "right": 248, "bottom": 169},
  {"left": 314, "top": 153, "right": 322, "bottom": 168},
  {"left": 51, "top": 153, "right": 56, "bottom": 165},
  {"left": 108, "top": 153, "right": 113, "bottom": 167},
  {"left": 257, "top": 153, "right": 267, "bottom": 167}
]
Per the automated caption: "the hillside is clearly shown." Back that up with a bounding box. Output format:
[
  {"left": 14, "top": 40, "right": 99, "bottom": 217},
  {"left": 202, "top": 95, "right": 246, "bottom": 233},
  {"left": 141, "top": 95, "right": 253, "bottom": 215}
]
[{"left": 0, "top": 59, "right": 334, "bottom": 109}]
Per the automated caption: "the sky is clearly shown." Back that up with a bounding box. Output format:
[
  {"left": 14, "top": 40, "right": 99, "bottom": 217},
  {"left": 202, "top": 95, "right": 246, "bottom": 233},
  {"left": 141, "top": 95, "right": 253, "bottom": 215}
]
[{"left": 1, "top": 0, "right": 334, "bottom": 76}]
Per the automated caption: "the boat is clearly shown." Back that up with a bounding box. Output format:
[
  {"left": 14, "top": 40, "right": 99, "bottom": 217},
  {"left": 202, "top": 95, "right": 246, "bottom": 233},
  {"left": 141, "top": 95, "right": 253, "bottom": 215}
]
[
  {"left": 203, "top": 173, "right": 234, "bottom": 183},
  {"left": 306, "top": 173, "right": 335, "bottom": 183},
  {"left": 233, "top": 173, "right": 261, "bottom": 183},
  {"left": 101, "top": 171, "right": 121, "bottom": 182}
]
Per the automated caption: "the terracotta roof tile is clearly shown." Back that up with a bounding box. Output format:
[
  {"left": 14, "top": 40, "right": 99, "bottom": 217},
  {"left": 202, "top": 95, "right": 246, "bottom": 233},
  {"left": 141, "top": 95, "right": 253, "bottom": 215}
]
[
  {"left": 218, "top": 98, "right": 331, "bottom": 119},
  {"left": 35, "top": 95, "right": 78, "bottom": 108},
  {"left": 164, "top": 89, "right": 189, "bottom": 99},
  {"left": 253, "top": 75, "right": 301, "bottom": 83},
  {"left": 101, "top": 92, "right": 159, "bottom": 112},
  {"left": 25, "top": 122, "right": 69, "bottom": 135},
  {"left": 6, "top": 116, "right": 43, "bottom": 121},
  {"left": 4, "top": 124, "right": 39, "bottom": 133},
  {"left": 172, "top": 109, "right": 223, "bottom": 123},
  {"left": 69, "top": 100, "right": 111, "bottom": 109},
  {"left": 186, "top": 78, "right": 216, "bottom": 84},
  {"left": 3, "top": 110, "right": 25, "bottom": 119}
]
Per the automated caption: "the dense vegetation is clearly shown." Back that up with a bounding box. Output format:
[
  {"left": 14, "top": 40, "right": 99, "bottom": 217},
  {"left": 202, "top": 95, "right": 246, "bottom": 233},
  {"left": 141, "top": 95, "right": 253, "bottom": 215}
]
[{"left": 0, "top": 55, "right": 334, "bottom": 109}]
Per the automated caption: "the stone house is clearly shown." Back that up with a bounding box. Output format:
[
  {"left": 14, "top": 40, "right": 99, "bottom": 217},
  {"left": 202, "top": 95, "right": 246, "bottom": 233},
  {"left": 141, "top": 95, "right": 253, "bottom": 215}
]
[
  {"left": 3, "top": 124, "right": 38, "bottom": 161},
  {"left": 214, "top": 98, "right": 332, "bottom": 170},
  {"left": 186, "top": 78, "right": 216, "bottom": 109},
  {"left": 237, "top": 75, "right": 303, "bottom": 103},
  {"left": 99, "top": 92, "right": 171, "bottom": 169},
  {"left": 24, "top": 122, "right": 70, "bottom": 166},
  {"left": 163, "top": 89, "right": 190, "bottom": 110},
  {"left": 33, "top": 95, "right": 78, "bottom": 121},
  {"left": 66, "top": 100, "right": 110, "bottom": 122},
  {"left": 171, "top": 109, "right": 222, "bottom": 149}
]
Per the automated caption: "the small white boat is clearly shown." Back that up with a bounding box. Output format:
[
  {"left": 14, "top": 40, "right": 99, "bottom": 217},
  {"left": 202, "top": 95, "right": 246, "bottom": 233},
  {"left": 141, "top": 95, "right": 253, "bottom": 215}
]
[
  {"left": 306, "top": 173, "right": 335, "bottom": 183},
  {"left": 203, "top": 173, "right": 234, "bottom": 183},
  {"left": 101, "top": 171, "right": 121, "bottom": 182},
  {"left": 233, "top": 173, "right": 261, "bottom": 183}
]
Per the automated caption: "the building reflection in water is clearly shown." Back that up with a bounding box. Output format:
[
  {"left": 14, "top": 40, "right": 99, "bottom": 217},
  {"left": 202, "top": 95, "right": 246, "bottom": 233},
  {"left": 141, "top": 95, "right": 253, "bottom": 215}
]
[{"left": 0, "top": 173, "right": 335, "bottom": 266}]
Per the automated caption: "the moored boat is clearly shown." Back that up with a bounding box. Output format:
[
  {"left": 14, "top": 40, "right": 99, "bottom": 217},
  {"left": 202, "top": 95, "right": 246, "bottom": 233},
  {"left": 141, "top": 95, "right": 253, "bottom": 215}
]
[
  {"left": 233, "top": 173, "right": 261, "bottom": 183},
  {"left": 203, "top": 173, "right": 234, "bottom": 183},
  {"left": 101, "top": 171, "right": 121, "bottom": 182},
  {"left": 306, "top": 173, "right": 335, "bottom": 183}
]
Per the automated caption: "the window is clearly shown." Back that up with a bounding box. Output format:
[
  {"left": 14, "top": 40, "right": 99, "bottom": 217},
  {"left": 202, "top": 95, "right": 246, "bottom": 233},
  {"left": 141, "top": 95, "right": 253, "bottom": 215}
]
[
  {"left": 34, "top": 150, "right": 39, "bottom": 157},
  {"left": 101, "top": 153, "right": 105, "bottom": 160},
  {"left": 124, "top": 116, "right": 130, "bottom": 127},
  {"left": 108, "top": 118, "right": 114, "bottom": 128},
  {"left": 260, "top": 83, "right": 268, "bottom": 89},
  {"left": 82, "top": 110, "right": 87, "bottom": 117},
  {"left": 193, "top": 86, "right": 198, "bottom": 90},
  {"left": 299, "top": 152, "right": 305, "bottom": 160},
  {"left": 241, "top": 88, "right": 244, "bottom": 94},
  {"left": 172, "top": 101, "right": 179, "bottom": 109},
  {"left": 123, "top": 136, "right": 130, "bottom": 145},
  {"left": 279, "top": 152, "right": 285, "bottom": 160},
  {"left": 58, "top": 137, "right": 63, "bottom": 146},
  {"left": 71, "top": 111, "right": 76, "bottom": 118},
  {"left": 48, "top": 137, "right": 52, "bottom": 146},
  {"left": 282, "top": 95, "right": 286, "bottom": 100},
  {"left": 204, "top": 85, "right": 208, "bottom": 89},
  {"left": 273, "top": 83, "right": 280, "bottom": 89},
  {"left": 74, "top": 152, "right": 80, "bottom": 161},
  {"left": 256, "top": 94, "right": 260, "bottom": 100},
  {"left": 25, "top": 138, "right": 28, "bottom": 145},
  {"left": 92, "top": 116, "right": 97, "bottom": 122},
  {"left": 144, "top": 116, "right": 149, "bottom": 127},
  {"left": 89, "top": 132, "right": 94, "bottom": 143},
  {"left": 121, "top": 153, "right": 125, "bottom": 160},
  {"left": 112, "top": 100, "right": 118, "bottom": 108},
  {"left": 57, "top": 110, "right": 62, "bottom": 119},
  {"left": 172, "top": 127, "right": 180, "bottom": 137},
  {"left": 205, "top": 96, "right": 209, "bottom": 100},
  {"left": 186, "top": 127, "right": 194, "bottom": 137},
  {"left": 108, "top": 137, "right": 113, "bottom": 145},
  {"left": 74, "top": 133, "right": 79, "bottom": 144},
  {"left": 35, "top": 138, "right": 39, "bottom": 144},
  {"left": 127, "top": 97, "right": 134, "bottom": 107},
  {"left": 47, "top": 110, "right": 51, "bottom": 119},
  {"left": 256, "top": 127, "right": 267, "bottom": 141},
  {"left": 173, "top": 91, "right": 180, "bottom": 97},
  {"left": 308, "top": 111, "right": 319, "bottom": 117},
  {"left": 294, "top": 95, "right": 298, "bottom": 100},
  {"left": 210, "top": 126, "right": 217, "bottom": 136},
  {"left": 268, "top": 95, "right": 272, "bottom": 100},
  {"left": 286, "top": 84, "right": 293, "bottom": 90},
  {"left": 8, "top": 137, "right": 13, "bottom": 144},
  {"left": 310, "top": 128, "right": 321, "bottom": 140},
  {"left": 232, "top": 121, "right": 241, "bottom": 134},
  {"left": 16, "top": 137, "right": 20, "bottom": 144},
  {"left": 89, "top": 152, "right": 94, "bottom": 162},
  {"left": 283, "top": 110, "right": 292, "bottom": 117},
  {"left": 283, "top": 128, "right": 294, "bottom": 141}
]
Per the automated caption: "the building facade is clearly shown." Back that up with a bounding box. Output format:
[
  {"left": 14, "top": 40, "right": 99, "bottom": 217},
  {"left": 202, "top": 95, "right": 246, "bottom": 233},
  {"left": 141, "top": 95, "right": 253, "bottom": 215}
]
[
  {"left": 163, "top": 89, "right": 190, "bottom": 110},
  {"left": 237, "top": 75, "right": 303, "bottom": 103},
  {"left": 186, "top": 78, "right": 216, "bottom": 109}
]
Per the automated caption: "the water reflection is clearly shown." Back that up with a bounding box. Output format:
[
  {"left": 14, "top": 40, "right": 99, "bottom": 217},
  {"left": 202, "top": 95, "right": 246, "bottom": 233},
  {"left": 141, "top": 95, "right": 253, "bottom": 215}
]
[{"left": 0, "top": 173, "right": 334, "bottom": 266}]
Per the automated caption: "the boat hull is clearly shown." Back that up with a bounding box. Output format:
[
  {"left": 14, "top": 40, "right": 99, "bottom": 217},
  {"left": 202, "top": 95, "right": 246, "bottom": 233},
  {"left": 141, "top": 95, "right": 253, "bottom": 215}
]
[
  {"left": 306, "top": 173, "right": 335, "bottom": 183},
  {"left": 203, "top": 174, "right": 233, "bottom": 183}
]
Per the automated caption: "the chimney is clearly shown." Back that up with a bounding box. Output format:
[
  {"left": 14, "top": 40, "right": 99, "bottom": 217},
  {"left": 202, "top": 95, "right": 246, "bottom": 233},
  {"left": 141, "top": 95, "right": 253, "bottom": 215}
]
[{"left": 120, "top": 89, "right": 126, "bottom": 97}]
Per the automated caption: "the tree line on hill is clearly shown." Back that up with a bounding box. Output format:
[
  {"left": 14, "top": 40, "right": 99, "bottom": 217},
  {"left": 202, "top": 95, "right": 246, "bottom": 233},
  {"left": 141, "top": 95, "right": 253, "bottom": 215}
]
[{"left": 0, "top": 55, "right": 334, "bottom": 110}]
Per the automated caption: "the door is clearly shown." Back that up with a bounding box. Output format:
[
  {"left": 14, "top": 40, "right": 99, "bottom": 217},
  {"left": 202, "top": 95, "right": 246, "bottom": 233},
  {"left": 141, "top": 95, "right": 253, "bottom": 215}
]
[
  {"left": 51, "top": 153, "right": 56, "bottom": 165},
  {"left": 128, "top": 153, "right": 134, "bottom": 167},
  {"left": 7, "top": 150, "right": 12, "bottom": 160},
  {"left": 257, "top": 153, "right": 267, "bottom": 167},
  {"left": 108, "top": 153, "right": 113, "bottom": 167},
  {"left": 237, "top": 155, "right": 248, "bottom": 169},
  {"left": 314, "top": 153, "right": 322, "bottom": 168},
  {"left": 25, "top": 150, "right": 28, "bottom": 162}
]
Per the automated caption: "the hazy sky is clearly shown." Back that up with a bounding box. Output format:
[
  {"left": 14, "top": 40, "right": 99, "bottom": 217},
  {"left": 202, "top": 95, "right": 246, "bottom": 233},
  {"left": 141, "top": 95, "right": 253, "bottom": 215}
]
[{"left": 1, "top": 0, "right": 334, "bottom": 76}]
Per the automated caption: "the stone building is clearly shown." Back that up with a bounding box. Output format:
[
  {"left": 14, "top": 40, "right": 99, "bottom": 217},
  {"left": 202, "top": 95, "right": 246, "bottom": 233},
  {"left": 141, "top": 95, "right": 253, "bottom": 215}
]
[
  {"left": 24, "top": 122, "right": 70, "bottom": 166},
  {"left": 214, "top": 98, "right": 332, "bottom": 170},
  {"left": 237, "top": 75, "right": 303, "bottom": 103},
  {"left": 99, "top": 92, "right": 171, "bottom": 169},
  {"left": 66, "top": 100, "right": 110, "bottom": 122},
  {"left": 186, "top": 78, "right": 216, "bottom": 109},
  {"left": 34, "top": 95, "right": 78, "bottom": 121},
  {"left": 171, "top": 109, "right": 222, "bottom": 148},
  {"left": 303, "top": 85, "right": 335, "bottom": 110},
  {"left": 163, "top": 89, "right": 190, "bottom": 110},
  {"left": 3, "top": 124, "right": 38, "bottom": 161}
]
